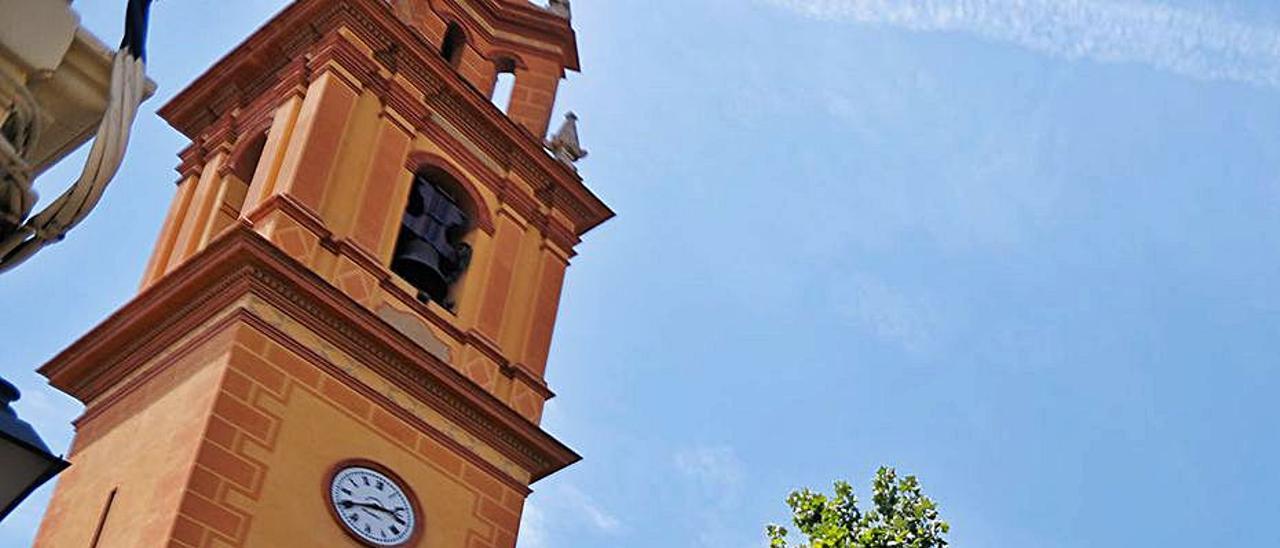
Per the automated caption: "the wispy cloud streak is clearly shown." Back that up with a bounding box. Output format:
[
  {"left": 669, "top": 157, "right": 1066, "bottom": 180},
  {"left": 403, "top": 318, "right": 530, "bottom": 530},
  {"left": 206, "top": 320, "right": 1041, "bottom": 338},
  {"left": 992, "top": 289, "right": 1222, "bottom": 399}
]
[
  {"left": 561, "top": 485, "right": 623, "bottom": 534},
  {"left": 766, "top": 0, "right": 1280, "bottom": 88},
  {"left": 516, "top": 483, "right": 622, "bottom": 548},
  {"left": 675, "top": 446, "right": 745, "bottom": 490}
]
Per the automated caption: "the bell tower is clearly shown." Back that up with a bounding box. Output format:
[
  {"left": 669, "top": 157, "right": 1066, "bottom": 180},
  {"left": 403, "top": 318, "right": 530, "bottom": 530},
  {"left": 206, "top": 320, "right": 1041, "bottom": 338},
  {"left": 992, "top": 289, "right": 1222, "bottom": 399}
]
[{"left": 34, "top": 0, "right": 610, "bottom": 546}]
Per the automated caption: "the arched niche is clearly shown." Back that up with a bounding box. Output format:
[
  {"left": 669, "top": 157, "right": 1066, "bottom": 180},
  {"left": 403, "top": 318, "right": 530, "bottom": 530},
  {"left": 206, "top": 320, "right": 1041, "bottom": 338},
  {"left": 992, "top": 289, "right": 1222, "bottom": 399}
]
[
  {"left": 440, "top": 21, "right": 468, "bottom": 68},
  {"left": 404, "top": 151, "right": 494, "bottom": 235}
]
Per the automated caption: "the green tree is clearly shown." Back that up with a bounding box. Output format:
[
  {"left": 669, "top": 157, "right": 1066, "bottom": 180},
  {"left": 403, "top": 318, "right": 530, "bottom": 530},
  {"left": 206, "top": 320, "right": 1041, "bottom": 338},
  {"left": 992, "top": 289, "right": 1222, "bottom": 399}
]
[{"left": 767, "top": 467, "right": 950, "bottom": 548}]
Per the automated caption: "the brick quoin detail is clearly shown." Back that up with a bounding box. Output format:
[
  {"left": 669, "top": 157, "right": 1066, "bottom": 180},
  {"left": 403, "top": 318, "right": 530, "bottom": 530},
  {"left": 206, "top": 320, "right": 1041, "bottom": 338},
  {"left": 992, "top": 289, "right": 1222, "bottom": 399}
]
[{"left": 171, "top": 321, "right": 524, "bottom": 547}]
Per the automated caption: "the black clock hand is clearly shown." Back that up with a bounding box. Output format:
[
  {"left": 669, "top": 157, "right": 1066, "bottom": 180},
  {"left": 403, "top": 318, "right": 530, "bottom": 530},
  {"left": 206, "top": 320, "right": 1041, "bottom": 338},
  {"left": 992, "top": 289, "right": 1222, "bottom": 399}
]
[
  {"left": 341, "top": 500, "right": 407, "bottom": 525},
  {"left": 344, "top": 501, "right": 395, "bottom": 524},
  {"left": 358, "top": 497, "right": 407, "bottom": 516},
  {"left": 341, "top": 500, "right": 385, "bottom": 513}
]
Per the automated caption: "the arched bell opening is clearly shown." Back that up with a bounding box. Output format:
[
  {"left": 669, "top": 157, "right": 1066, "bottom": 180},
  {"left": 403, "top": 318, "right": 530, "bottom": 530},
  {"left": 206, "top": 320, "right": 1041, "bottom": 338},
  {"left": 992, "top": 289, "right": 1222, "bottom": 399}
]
[
  {"left": 490, "top": 57, "right": 518, "bottom": 114},
  {"left": 209, "top": 131, "right": 267, "bottom": 238},
  {"left": 231, "top": 132, "right": 268, "bottom": 184},
  {"left": 440, "top": 22, "right": 467, "bottom": 68},
  {"left": 390, "top": 165, "right": 479, "bottom": 312}
]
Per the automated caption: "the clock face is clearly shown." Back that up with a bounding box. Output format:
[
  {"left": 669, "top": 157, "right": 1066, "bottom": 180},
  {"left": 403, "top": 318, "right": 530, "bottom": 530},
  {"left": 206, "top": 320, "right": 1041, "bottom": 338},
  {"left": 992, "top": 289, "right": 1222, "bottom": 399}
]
[{"left": 329, "top": 465, "right": 417, "bottom": 546}]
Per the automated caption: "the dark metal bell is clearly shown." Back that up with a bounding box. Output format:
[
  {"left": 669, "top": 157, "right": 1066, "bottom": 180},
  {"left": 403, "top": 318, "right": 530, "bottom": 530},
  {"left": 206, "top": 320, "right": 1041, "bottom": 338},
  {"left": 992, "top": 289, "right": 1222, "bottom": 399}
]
[
  {"left": 391, "top": 233, "right": 450, "bottom": 304},
  {"left": 391, "top": 175, "right": 473, "bottom": 307}
]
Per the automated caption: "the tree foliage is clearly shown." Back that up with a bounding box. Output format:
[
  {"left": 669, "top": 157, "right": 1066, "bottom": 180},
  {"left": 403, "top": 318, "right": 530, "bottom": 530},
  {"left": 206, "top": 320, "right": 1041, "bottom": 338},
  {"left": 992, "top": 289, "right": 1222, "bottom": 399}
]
[{"left": 767, "top": 467, "right": 950, "bottom": 548}]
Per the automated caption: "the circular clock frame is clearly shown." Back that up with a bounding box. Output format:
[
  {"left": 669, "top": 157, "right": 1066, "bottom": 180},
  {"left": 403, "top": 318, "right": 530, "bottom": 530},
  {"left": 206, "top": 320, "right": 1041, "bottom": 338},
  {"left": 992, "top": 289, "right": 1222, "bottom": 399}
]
[{"left": 325, "top": 459, "right": 424, "bottom": 548}]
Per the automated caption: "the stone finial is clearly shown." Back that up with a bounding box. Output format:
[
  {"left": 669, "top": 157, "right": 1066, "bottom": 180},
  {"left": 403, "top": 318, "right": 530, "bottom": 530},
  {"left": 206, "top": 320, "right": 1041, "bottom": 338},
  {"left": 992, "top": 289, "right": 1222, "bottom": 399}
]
[
  {"left": 546, "top": 112, "right": 587, "bottom": 168},
  {"left": 547, "top": 0, "right": 572, "bottom": 19}
]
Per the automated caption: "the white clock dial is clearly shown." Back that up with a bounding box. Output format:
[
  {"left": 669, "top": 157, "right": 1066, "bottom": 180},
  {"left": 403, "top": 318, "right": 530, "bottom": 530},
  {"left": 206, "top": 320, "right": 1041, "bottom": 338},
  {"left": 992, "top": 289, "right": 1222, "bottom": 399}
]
[{"left": 329, "top": 466, "right": 417, "bottom": 546}]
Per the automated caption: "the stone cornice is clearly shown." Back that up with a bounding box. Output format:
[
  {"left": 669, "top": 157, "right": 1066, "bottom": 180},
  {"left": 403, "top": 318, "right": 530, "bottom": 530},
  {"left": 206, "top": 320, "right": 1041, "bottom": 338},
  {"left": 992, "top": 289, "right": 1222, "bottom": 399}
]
[
  {"left": 427, "top": 0, "right": 580, "bottom": 71},
  {"left": 39, "top": 225, "right": 581, "bottom": 482},
  {"left": 176, "top": 144, "right": 205, "bottom": 180},
  {"left": 157, "top": 0, "right": 612, "bottom": 238}
]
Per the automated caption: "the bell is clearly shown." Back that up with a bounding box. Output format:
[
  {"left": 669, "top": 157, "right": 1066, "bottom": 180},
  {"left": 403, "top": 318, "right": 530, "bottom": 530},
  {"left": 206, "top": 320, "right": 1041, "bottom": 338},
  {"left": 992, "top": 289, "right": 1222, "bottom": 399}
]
[
  {"left": 391, "top": 175, "right": 473, "bottom": 308},
  {"left": 391, "top": 231, "right": 451, "bottom": 305}
]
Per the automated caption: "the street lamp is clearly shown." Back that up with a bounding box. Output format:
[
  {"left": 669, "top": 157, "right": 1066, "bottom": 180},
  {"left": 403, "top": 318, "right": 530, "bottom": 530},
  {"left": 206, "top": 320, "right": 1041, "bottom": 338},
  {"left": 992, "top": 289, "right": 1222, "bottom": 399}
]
[{"left": 0, "top": 377, "right": 68, "bottom": 522}]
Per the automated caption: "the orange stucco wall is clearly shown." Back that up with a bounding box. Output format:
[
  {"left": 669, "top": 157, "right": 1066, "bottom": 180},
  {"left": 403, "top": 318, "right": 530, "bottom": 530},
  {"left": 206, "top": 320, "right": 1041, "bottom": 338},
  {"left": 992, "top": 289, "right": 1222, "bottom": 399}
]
[
  {"left": 35, "top": 324, "right": 235, "bottom": 547},
  {"left": 39, "top": 2, "right": 604, "bottom": 546},
  {"left": 229, "top": 325, "right": 525, "bottom": 548},
  {"left": 39, "top": 299, "right": 531, "bottom": 548}
]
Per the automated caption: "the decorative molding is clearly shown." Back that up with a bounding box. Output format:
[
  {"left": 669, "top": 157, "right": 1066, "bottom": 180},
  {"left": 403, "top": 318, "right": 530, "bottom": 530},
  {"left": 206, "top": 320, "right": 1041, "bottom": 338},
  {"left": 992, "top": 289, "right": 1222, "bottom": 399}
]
[
  {"left": 156, "top": 0, "right": 613, "bottom": 238},
  {"left": 240, "top": 309, "right": 534, "bottom": 494},
  {"left": 70, "top": 303, "right": 248, "bottom": 432},
  {"left": 376, "top": 303, "right": 452, "bottom": 363},
  {"left": 177, "top": 144, "right": 206, "bottom": 180},
  {"left": 464, "top": 328, "right": 509, "bottom": 371},
  {"left": 248, "top": 193, "right": 333, "bottom": 245},
  {"left": 426, "top": 87, "right": 509, "bottom": 172},
  {"left": 39, "top": 226, "right": 579, "bottom": 481},
  {"left": 507, "top": 362, "right": 555, "bottom": 401},
  {"left": 425, "top": 0, "right": 580, "bottom": 70},
  {"left": 383, "top": 78, "right": 428, "bottom": 132},
  {"left": 242, "top": 240, "right": 570, "bottom": 478},
  {"left": 486, "top": 49, "right": 528, "bottom": 70}
]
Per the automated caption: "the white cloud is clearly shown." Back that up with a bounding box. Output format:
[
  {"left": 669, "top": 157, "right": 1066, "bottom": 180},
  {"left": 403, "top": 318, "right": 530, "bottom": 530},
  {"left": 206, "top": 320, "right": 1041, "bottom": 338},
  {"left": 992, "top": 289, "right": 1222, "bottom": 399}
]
[
  {"left": 832, "top": 274, "right": 941, "bottom": 356},
  {"left": 674, "top": 446, "right": 754, "bottom": 547},
  {"left": 765, "top": 0, "right": 1280, "bottom": 89},
  {"left": 560, "top": 485, "right": 623, "bottom": 534},
  {"left": 517, "top": 482, "right": 622, "bottom": 548},
  {"left": 516, "top": 499, "right": 549, "bottom": 548},
  {"left": 675, "top": 445, "right": 745, "bottom": 491}
]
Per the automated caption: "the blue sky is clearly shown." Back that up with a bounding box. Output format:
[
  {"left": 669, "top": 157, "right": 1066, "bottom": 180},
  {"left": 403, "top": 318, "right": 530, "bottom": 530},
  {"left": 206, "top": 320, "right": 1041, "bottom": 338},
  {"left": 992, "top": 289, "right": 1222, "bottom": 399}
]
[{"left": 5, "top": 0, "right": 1280, "bottom": 546}]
